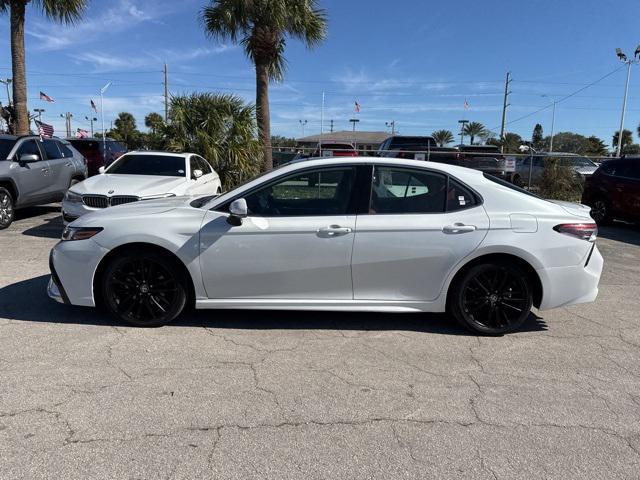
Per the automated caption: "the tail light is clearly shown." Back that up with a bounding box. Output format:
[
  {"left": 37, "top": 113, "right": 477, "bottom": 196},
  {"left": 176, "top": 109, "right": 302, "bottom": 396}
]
[{"left": 553, "top": 223, "right": 597, "bottom": 242}]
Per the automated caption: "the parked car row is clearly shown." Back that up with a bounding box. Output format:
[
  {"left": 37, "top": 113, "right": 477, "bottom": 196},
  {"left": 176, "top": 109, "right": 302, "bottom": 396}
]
[{"left": 0, "top": 134, "right": 223, "bottom": 229}]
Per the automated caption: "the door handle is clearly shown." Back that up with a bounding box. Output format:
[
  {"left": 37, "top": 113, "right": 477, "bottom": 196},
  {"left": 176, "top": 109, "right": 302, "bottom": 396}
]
[
  {"left": 318, "top": 225, "right": 352, "bottom": 236},
  {"left": 65, "top": 162, "right": 73, "bottom": 167},
  {"left": 40, "top": 167, "right": 49, "bottom": 174},
  {"left": 443, "top": 223, "right": 476, "bottom": 234}
]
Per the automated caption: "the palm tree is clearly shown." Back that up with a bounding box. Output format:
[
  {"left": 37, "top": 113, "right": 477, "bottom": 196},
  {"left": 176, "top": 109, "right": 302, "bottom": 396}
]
[
  {"left": 462, "top": 122, "right": 486, "bottom": 145},
  {"left": 0, "top": 0, "right": 87, "bottom": 135},
  {"left": 112, "top": 112, "right": 138, "bottom": 147},
  {"left": 164, "top": 92, "right": 262, "bottom": 188},
  {"left": 144, "top": 112, "right": 164, "bottom": 134},
  {"left": 201, "top": 0, "right": 327, "bottom": 171},
  {"left": 431, "top": 129, "right": 454, "bottom": 147},
  {"left": 613, "top": 129, "right": 633, "bottom": 151}
]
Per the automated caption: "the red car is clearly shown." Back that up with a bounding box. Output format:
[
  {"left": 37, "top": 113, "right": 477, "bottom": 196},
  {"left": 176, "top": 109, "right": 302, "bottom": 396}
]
[
  {"left": 311, "top": 142, "right": 358, "bottom": 157},
  {"left": 582, "top": 157, "right": 640, "bottom": 224},
  {"left": 67, "top": 138, "right": 127, "bottom": 176}
]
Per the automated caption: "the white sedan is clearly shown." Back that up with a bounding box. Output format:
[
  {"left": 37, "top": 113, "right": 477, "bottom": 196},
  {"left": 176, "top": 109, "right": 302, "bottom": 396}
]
[
  {"left": 48, "top": 157, "right": 603, "bottom": 335},
  {"left": 61, "top": 151, "right": 221, "bottom": 223}
]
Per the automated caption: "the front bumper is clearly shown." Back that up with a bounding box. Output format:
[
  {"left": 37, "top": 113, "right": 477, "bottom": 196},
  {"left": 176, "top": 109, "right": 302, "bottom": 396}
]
[
  {"left": 61, "top": 199, "right": 101, "bottom": 225},
  {"left": 537, "top": 244, "right": 603, "bottom": 310},
  {"left": 48, "top": 239, "right": 109, "bottom": 307}
]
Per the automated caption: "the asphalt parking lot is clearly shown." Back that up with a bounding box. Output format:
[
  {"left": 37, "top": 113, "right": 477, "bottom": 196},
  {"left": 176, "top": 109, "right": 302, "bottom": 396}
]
[{"left": 1, "top": 206, "right": 639, "bottom": 479}]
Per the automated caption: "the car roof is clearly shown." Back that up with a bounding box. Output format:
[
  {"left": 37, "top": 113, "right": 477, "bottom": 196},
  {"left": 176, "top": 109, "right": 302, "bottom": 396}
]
[
  {"left": 122, "top": 150, "right": 194, "bottom": 158},
  {"left": 66, "top": 137, "right": 119, "bottom": 142}
]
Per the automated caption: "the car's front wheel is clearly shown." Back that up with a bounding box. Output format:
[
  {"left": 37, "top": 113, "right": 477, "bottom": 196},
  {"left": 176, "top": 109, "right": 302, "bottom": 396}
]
[
  {"left": 589, "top": 199, "right": 611, "bottom": 225},
  {"left": 450, "top": 262, "right": 533, "bottom": 335},
  {"left": 0, "top": 187, "right": 14, "bottom": 230},
  {"left": 101, "top": 250, "right": 188, "bottom": 327}
]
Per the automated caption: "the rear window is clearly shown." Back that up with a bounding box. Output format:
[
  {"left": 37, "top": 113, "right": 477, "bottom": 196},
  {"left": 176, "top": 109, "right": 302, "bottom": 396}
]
[
  {"left": 107, "top": 141, "right": 127, "bottom": 154},
  {"left": 319, "top": 143, "right": 353, "bottom": 150},
  {"left": 389, "top": 137, "right": 435, "bottom": 149},
  {"left": 106, "top": 154, "right": 186, "bottom": 177},
  {"left": 0, "top": 139, "right": 17, "bottom": 159},
  {"left": 69, "top": 140, "right": 99, "bottom": 155},
  {"left": 483, "top": 173, "right": 541, "bottom": 199}
]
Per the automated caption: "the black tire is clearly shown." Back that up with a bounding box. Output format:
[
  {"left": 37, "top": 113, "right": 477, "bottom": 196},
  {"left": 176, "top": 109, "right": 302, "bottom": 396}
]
[
  {"left": 589, "top": 198, "right": 612, "bottom": 225},
  {"left": 449, "top": 262, "right": 533, "bottom": 335},
  {"left": 69, "top": 178, "right": 80, "bottom": 188},
  {"left": 0, "top": 187, "right": 15, "bottom": 230},
  {"left": 101, "top": 249, "right": 188, "bottom": 327}
]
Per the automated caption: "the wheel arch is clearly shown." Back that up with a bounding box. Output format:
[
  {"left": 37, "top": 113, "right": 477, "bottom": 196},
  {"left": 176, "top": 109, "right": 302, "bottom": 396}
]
[
  {"left": 93, "top": 242, "right": 196, "bottom": 309},
  {"left": 0, "top": 178, "right": 19, "bottom": 204},
  {"left": 445, "top": 252, "right": 543, "bottom": 309}
]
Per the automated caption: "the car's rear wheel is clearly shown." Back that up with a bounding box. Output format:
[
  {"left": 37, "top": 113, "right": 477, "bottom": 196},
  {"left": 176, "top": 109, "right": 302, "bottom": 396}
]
[
  {"left": 102, "top": 250, "right": 187, "bottom": 327},
  {"left": 450, "top": 262, "right": 533, "bottom": 335},
  {"left": 590, "top": 199, "right": 611, "bottom": 225},
  {"left": 0, "top": 187, "right": 14, "bottom": 230}
]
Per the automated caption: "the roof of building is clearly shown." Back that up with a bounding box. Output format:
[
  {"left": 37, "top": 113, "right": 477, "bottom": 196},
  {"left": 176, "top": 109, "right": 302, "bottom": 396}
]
[{"left": 296, "top": 130, "right": 390, "bottom": 144}]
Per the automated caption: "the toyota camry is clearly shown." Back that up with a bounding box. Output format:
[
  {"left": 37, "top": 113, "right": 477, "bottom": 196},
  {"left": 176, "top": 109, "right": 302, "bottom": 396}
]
[{"left": 48, "top": 157, "right": 603, "bottom": 335}]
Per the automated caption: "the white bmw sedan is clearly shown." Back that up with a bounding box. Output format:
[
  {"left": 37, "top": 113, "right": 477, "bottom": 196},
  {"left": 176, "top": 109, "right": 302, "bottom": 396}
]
[
  {"left": 61, "top": 151, "right": 221, "bottom": 223},
  {"left": 48, "top": 157, "right": 603, "bottom": 335}
]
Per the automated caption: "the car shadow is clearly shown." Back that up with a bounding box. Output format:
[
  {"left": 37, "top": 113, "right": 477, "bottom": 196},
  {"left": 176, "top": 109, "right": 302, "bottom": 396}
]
[
  {"left": 21, "top": 214, "right": 63, "bottom": 239},
  {"left": 14, "top": 204, "right": 60, "bottom": 221},
  {"left": 0, "top": 275, "right": 547, "bottom": 336},
  {"left": 598, "top": 222, "right": 640, "bottom": 247}
]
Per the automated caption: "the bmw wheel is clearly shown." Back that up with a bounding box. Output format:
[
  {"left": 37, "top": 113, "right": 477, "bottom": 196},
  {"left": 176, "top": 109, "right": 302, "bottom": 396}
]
[
  {"left": 0, "top": 187, "right": 14, "bottom": 230},
  {"left": 450, "top": 262, "right": 533, "bottom": 335},
  {"left": 102, "top": 250, "right": 188, "bottom": 327}
]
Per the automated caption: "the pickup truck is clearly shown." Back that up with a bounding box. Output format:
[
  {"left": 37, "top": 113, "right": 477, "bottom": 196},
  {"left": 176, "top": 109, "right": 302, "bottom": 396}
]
[{"left": 377, "top": 135, "right": 515, "bottom": 179}]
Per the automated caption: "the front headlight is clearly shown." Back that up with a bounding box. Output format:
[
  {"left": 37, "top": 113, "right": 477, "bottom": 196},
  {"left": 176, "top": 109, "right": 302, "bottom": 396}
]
[
  {"left": 64, "top": 190, "right": 83, "bottom": 204},
  {"left": 61, "top": 226, "right": 103, "bottom": 241},
  {"left": 140, "top": 193, "right": 176, "bottom": 201}
]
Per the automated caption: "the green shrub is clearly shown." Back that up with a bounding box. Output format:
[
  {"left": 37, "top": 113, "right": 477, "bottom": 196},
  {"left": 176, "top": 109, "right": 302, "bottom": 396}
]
[{"left": 539, "top": 158, "right": 583, "bottom": 202}]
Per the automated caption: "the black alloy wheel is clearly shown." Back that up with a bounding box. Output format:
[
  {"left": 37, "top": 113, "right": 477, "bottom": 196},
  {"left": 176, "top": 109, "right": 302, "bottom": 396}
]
[
  {"left": 590, "top": 199, "right": 611, "bottom": 225},
  {"left": 0, "top": 187, "right": 14, "bottom": 230},
  {"left": 451, "top": 262, "right": 533, "bottom": 335},
  {"left": 102, "top": 251, "right": 187, "bottom": 327}
]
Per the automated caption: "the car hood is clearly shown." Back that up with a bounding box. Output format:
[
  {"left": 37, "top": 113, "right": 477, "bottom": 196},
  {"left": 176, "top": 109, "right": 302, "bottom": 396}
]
[
  {"left": 71, "top": 195, "right": 200, "bottom": 226},
  {"left": 70, "top": 174, "right": 188, "bottom": 197}
]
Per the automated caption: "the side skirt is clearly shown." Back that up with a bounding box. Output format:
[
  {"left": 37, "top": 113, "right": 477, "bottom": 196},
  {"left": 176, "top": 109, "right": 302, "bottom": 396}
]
[{"left": 195, "top": 298, "right": 445, "bottom": 313}]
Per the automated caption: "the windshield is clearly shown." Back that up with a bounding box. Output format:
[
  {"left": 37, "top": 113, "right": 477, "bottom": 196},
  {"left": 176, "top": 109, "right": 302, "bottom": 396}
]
[
  {"left": 0, "top": 139, "right": 16, "bottom": 160},
  {"left": 106, "top": 154, "right": 186, "bottom": 176}
]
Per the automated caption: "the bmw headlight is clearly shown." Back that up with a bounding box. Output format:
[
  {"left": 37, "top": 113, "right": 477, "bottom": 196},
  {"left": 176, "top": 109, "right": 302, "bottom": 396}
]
[
  {"left": 64, "top": 190, "right": 83, "bottom": 204},
  {"left": 61, "top": 226, "right": 103, "bottom": 241}
]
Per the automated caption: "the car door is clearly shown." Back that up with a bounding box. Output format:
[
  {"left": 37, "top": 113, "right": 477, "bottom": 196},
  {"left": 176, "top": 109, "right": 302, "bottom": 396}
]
[
  {"left": 41, "top": 139, "right": 71, "bottom": 197},
  {"left": 10, "top": 139, "right": 50, "bottom": 207},
  {"left": 199, "top": 165, "right": 359, "bottom": 299},
  {"left": 186, "top": 156, "right": 216, "bottom": 195},
  {"left": 613, "top": 161, "right": 640, "bottom": 221},
  {"left": 351, "top": 165, "right": 489, "bottom": 302}
]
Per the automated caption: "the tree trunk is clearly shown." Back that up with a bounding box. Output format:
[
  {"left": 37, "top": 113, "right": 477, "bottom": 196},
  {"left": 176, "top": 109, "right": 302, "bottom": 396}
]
[
  {"left": 255, "top": 60, "right": 273, "bottom": 171},
  {"left": 10, "top": 1, "right": 29, "bottom": 135}
]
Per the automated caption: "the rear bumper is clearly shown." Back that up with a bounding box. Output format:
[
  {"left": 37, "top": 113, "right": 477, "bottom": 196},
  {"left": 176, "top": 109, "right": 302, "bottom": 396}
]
[{"left": 537, "top": 244, "right": 603, "bottom": 310}]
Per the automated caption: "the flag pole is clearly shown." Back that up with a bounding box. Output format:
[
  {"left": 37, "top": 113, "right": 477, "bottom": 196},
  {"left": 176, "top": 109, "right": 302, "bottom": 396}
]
[
  {"left": 320, "top": 91, "right": 324, "bottom": 154},
  {"left": 100, "top": 82, "right": 111, "bottom": 164}
]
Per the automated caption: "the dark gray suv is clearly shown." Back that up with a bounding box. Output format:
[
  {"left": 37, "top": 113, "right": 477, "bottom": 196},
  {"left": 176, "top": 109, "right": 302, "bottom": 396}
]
[{"left": 0, "top": 135, "right": 87, "bottom": 229}]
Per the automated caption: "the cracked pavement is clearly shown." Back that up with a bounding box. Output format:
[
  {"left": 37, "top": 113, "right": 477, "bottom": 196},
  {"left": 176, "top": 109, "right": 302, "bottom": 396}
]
[{"left": 1, "top": 206, "right": 639, "bottom": 479}]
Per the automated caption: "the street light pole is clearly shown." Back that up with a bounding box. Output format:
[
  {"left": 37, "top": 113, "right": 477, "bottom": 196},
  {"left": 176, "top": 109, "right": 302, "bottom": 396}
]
[
  {"left": 458, "top": 119, "right": 469, "bottom": 146},
  {"left": 100, "top": 82, "right": 111, "bottom": 163},
  {"left": 349, "top": 118, "right": 360, "bottom": 150},
  {"left": 85, "top": 116, "right": 97, "bottom": 136},
  {"left": 385, "top": 120, "right": 396, "bottom": 134},
  {"left": 617, "top": 59, "right": 633, "bottom": 157},
  {"left": 0, "top": 79, "right": 12, "bottom": 105},
  {"left": 33, "top": 108, "right": 44, "bottom": 122},
  {"left": 299, "top": 119, "right": 307, "bottom": 137}
]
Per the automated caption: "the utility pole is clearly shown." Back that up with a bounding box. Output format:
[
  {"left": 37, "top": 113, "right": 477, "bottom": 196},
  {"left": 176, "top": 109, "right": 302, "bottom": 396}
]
[
  {"left": 499, "top": 71, "right": 512, "bottom": 152},
  {"left": 385, "top": 120, "right": 396, "bottom": 134},
  {"left": 163, "top": 63, "right": 169, "bottom": 122},
  {"left": 458, "top": 119, "right": 469, "bottom": 146}
]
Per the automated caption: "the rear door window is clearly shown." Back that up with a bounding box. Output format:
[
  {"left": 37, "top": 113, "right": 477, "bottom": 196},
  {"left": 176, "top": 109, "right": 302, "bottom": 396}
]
[
  {"left": 42, "top": 139, "right": 62, "bottom": 159},
  {"left": 447, "top": 179, "right": 478, "bottom": 211},
  {"left": 370, "top": 166, "right": 446, "bottom": 214}
]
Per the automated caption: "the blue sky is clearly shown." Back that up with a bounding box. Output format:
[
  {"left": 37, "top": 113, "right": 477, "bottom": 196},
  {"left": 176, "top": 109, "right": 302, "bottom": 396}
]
[{"left": 1, "top": 0, "right": 640, "bottom": 148}]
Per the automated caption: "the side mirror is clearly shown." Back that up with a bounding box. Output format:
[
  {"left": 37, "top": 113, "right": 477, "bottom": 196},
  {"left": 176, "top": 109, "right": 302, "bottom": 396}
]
[
  {"left": 19, "top": 153, "right": 40, "bottom": 163},
  {"left": 192, "top": 169, "right": 203, "bottom": 180},
  {"left": 227, "top": 198, "right": 248, "bottom": 226},
  {"left": 98, "top": 166, "right": 106, "bottom": 174}
]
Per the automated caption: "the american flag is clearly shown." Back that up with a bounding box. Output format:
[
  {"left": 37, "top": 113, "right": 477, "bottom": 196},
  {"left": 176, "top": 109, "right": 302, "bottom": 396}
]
[
  {"left": 35, "top": 120, "right": 54, "bottom": 138},
  {"left": 90, "top": 99, "right": 98, "bottom": 113},
  {"left": 39, "top": 91, "right": 55, "bottom": 103},
  {"left": 76, "top": 128, "right": 89, "bottom": 138},
  {"left": 464, "top": 98, "right": 470, "bottom": 110},
  {"left": 354, "top": 101, "right": 361, "bottom": 113}
]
